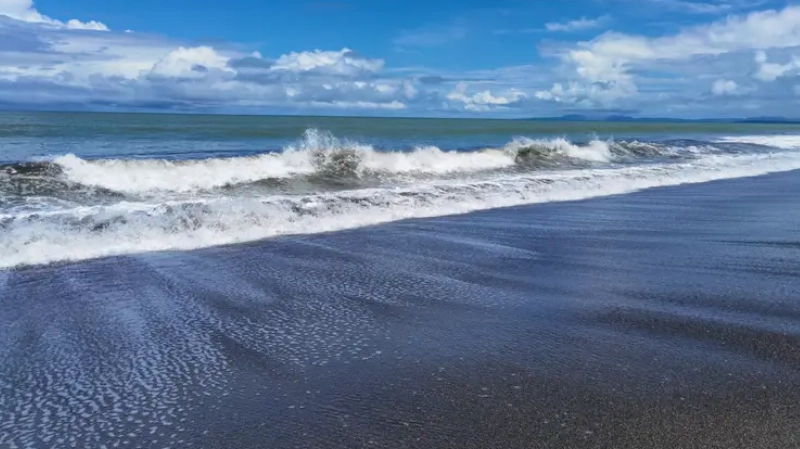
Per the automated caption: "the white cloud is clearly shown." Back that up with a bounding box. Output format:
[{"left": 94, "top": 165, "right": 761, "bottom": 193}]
[
  {"left": 65, "top": 19, "right": 107, "bottom": 31},
  {"left": 0, "top": 0, "right": 414, "bottom": 112},
  {"left": 272, "top": 48, "right": 384, "bottom": 76},
  {"left": 545, "top": 5, "right": 800, "bottom": 105},
  {"left": 753, "top": 50, "right": 800, "bottom": 82},
  {"left": 446, "top": 82, "right": 526, "bottom": 111},
  {"left": 2, "top": 1, "right": 800, "bottom": 117},
  {"left": 545, "top": 17, "right": 605, "bottom": 33},
  {"left": 711, "top": 78, "right": 738, "bottom": 95},
  {"left": 0, "top": 14, "right": 416, "bottom": 112},
  {"left": 0, "top": 0, "right": 107, "bottom": 30},
  {"left": 0, "top": 27, "right": 197, "bottom": 83},
  {"left": 150, "top": 46, "right": 233, "bottom": 78},
  {"left": 570, "top": 6, "right": 800, "bottom": 69}
]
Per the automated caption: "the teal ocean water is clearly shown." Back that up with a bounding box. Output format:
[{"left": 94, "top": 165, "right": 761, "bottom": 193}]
[
  {"left": 2, "top": 111, "right": 800, "bottom": 268},
  {"left": 2, "top": 112, "right": 800, "bottom": 161}
]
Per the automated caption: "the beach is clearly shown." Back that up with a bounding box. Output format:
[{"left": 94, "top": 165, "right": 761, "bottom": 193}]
[
  {"left": 3, "top": 169, "right": 800, "bottom": 448},
  {"left": 4, "top": 0, "right": 800, "bottom": 445}
]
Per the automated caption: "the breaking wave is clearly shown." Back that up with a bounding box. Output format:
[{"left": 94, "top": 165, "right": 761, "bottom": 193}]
[
  {"left": 3, "top": 150, "right": 800, "bottom": 269},
  {"left": 0, "top": 129, "right": 699, "bottom": 197},
  {"left": 3, "top": 130, "right": 798, "bottom": 268}
]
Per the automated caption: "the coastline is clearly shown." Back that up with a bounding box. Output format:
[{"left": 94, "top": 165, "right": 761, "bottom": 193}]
[{"left": 3, "top": 170, "right": 800, "bottom": 448}]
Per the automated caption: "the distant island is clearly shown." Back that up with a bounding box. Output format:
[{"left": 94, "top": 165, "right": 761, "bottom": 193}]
[{"left": 521, "top": 114, "right": 800, "bottom": 124}]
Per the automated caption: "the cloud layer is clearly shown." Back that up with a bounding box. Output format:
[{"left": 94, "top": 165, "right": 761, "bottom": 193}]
[
  {"left": 0, "top": 0, "right": 107, "bottom": 30},
  {"left": 0, "top": 1, "right": 799, "bottom": 117},
  {"left": 0, "top": 15, "right": 420, "bottom": 112},
  {"left": 535, "top": 4, "right": 800, "bottom": 116}
]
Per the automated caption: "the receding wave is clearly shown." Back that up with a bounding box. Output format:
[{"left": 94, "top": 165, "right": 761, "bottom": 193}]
[{"left": 3, "top": 150, "right": 800, "bottom": 269}]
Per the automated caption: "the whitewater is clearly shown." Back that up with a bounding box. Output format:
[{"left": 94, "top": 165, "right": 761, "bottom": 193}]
[
  {"left": 1, "top": 129, "right": 799, "bottom": 269},
  {"left": 30, "top": 130, "right": 620, "bottom": 194}
]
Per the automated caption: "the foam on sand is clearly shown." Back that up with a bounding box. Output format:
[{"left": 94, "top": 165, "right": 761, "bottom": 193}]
[{"left": 3, "top": 150, "right": 800, "bottom": 269}]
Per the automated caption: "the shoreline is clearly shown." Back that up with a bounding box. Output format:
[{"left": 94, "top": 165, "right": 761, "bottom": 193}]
[
  {"left": 6, "top": 160, "right": 800, "bottom": 270},
  {"left": 2, "top": 170, "right": 800, "bottom": 448}
]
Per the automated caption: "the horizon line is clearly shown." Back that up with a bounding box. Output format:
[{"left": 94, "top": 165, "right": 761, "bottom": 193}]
[{"left": 1, "top": 108, "right": 800, "bottom": 123}]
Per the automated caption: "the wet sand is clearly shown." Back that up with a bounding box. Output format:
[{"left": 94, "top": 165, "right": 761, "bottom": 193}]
[{"left": 2, "top": 171, "right": 800, "bottom": 448}]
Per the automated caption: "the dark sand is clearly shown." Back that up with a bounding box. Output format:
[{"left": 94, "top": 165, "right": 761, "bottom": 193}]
[{"left": 2, "top": 171, "right": 800, "bottom": 448}]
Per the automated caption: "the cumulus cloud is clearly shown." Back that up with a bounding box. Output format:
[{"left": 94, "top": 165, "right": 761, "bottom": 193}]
[
  {"left": 0, "top": 2, "right": 525, "bottom": 115},
  {"left": 150, "top": 46, "right": 233, "bottom": 79},
  {"left": 536, "top": 5, "right": 800, "bottom": 108},
  {"left": 271, "top": 48, "right": 384, "bottom": 76},
  {"left": 2, "top": 1, "right": 800, "bottom": 117},
  {"left": 0, "top": 13, "right": 417, "bottom": 111},
  {"left": 566, "top": 6, "right": 800, "bottom": 76},
  {"left": 446, "top": 82, "right": 526, "bottom": 111},
  {"left": 0, "top": 0, "right": 107, "bottom": 30}
]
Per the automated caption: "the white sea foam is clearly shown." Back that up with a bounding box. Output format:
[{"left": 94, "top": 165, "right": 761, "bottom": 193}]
[
  {"left": 715, "top": 134, "right": 800, "bottom": 149},
  {"left": 53, "top": 151, "right": 316, "bottom": 193},
  {"left": 49, "top": 130, "right": 623, "bottom": 194},
  {"left": 3, "top": 150, "right": 800, "bottom": 269},
  {"left": 506, "top": 136, "right": 613, "bottom": 162}
]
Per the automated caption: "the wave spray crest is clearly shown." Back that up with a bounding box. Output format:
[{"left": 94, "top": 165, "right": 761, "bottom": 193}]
[
  {"left": 3, "top": 149, "right": 800, "bottom": 269},
  {"left": 32, "top": 130, "right": 677, "bottom": 195},
  {"left": 50, "top": 130, "right": 521, "bottom": 193}
]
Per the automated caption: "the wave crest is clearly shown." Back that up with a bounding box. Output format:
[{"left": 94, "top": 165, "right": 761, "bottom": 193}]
[
  {"left": 3, "top": 130, "right": 713, "bottom": 197},
  {"left": 44, "top": 129, "right": 520, "bottom": 193}
]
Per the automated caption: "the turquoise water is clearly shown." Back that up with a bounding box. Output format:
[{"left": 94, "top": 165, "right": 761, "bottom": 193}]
[{"left": 2, "top": 111, "right": 800, "bottom": 161}]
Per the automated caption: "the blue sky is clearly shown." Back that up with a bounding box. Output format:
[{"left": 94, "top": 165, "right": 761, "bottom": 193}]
[{"left": 0, "top": 0, "right": 798, "bottom": 117}]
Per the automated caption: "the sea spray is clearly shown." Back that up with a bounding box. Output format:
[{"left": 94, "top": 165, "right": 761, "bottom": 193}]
[
  {"left": 6, "top": 130, "right": 692, "bottom": 195},
  {"left": 3, "top": 150, "right": 800, "bottom": 268}
]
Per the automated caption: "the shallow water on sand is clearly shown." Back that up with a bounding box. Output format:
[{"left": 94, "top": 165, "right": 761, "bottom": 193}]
[{"left": 2, "top": 170, "right": 800, "bottom": 448}]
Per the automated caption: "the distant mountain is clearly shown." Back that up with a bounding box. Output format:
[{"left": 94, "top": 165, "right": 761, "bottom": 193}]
[
  {"left": 519, "top": 114, "right": 590, "bottom": 121},
  {"left": 520, "top": 115, "right": 800, "bottom": 124},
  {"left": 737, "top": 116, "right": 800, "bottom": 123}
]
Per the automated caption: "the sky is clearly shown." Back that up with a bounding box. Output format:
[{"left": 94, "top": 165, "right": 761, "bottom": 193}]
[{"left": 0, "top": 0, "right": 799, "bottom": 118}]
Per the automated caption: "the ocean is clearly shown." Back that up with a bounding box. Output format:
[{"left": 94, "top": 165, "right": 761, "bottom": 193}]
[
  {"left": 2, "top": 112, "right": 800, "bottom": 268},
  {"left": 2, "top": 112, "right": 800, "bottom": 448}
]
